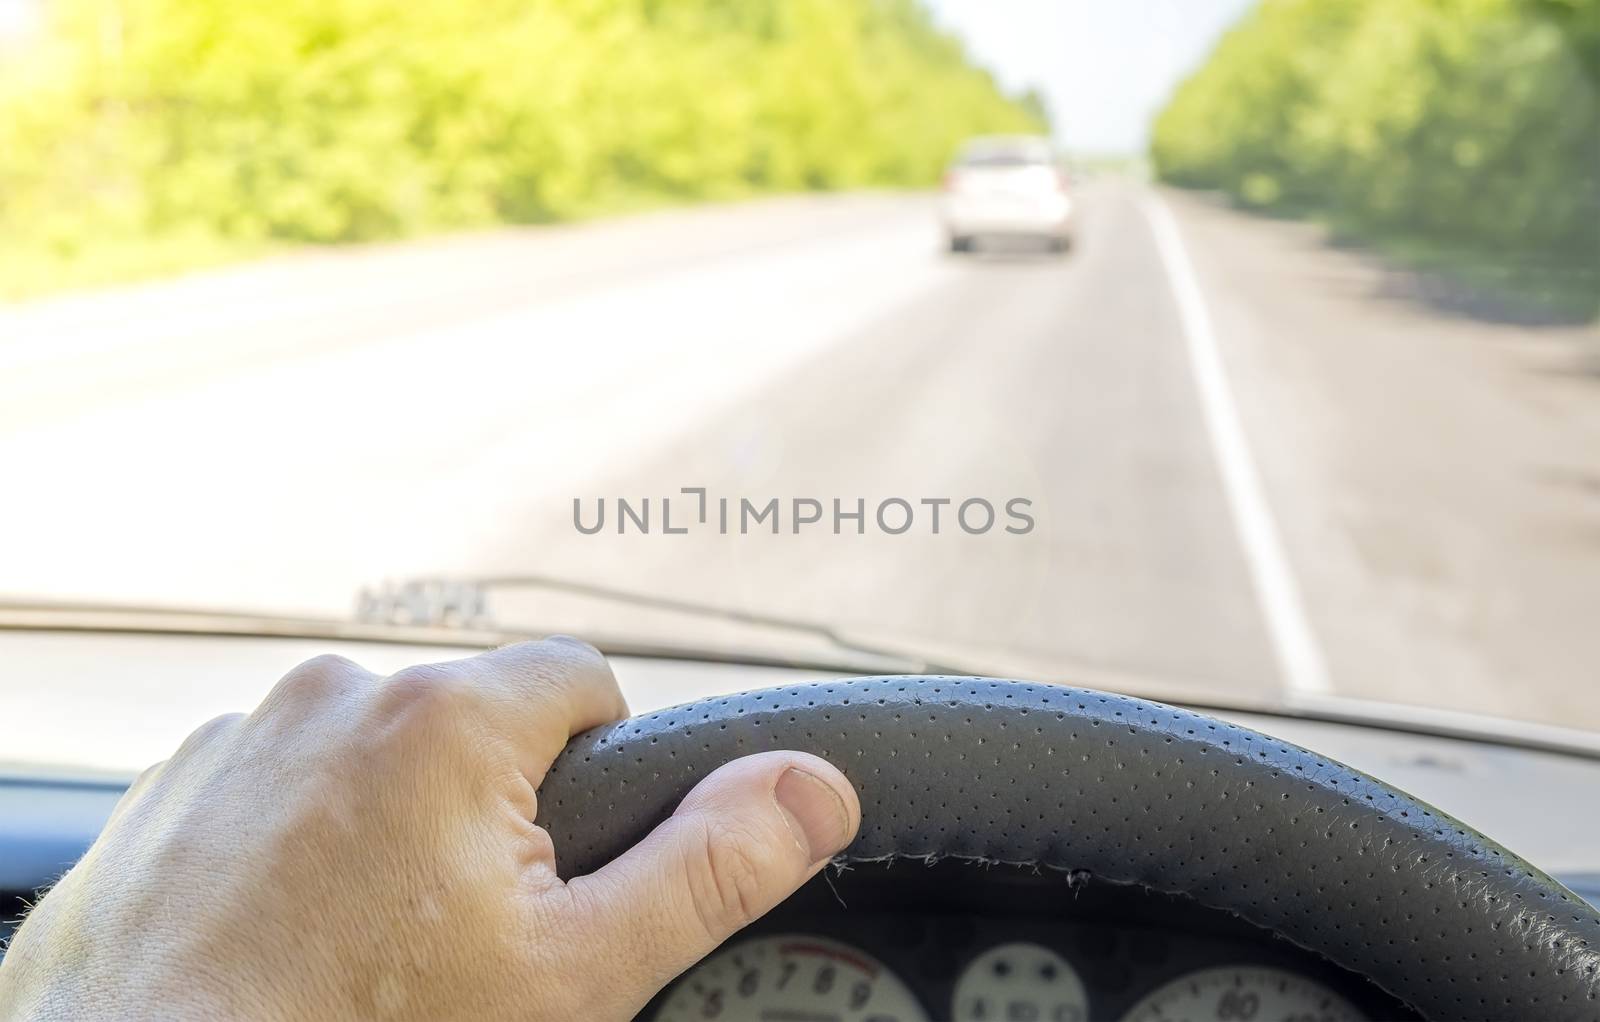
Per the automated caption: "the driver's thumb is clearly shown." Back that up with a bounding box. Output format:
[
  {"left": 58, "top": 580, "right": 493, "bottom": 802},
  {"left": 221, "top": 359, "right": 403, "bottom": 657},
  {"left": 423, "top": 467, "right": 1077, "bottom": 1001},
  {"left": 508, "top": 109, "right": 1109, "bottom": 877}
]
[{"left": 566, "top": 750, "right": 859, "bottom": 1006}]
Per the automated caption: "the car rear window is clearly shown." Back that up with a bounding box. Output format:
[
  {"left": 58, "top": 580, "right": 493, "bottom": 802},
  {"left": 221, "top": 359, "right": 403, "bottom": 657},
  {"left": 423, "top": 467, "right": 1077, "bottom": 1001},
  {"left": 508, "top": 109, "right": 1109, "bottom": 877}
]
[{"left": 959, "top": 140, "right": 1053, "bottom": 167}]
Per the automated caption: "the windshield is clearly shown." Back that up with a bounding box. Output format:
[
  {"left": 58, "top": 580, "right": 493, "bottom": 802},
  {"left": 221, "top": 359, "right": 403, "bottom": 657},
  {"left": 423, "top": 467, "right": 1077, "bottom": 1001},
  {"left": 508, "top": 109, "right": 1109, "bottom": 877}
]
[{"left": 1, "top": 0, "right": 1597, "bottom": 745}]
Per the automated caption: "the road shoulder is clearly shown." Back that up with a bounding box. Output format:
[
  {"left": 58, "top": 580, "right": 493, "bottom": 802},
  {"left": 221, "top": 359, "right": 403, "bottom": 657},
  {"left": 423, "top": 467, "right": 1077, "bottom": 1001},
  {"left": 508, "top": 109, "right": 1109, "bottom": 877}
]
[{"left": 1162, "top": 187, "right": 1600, "bottom": 730}]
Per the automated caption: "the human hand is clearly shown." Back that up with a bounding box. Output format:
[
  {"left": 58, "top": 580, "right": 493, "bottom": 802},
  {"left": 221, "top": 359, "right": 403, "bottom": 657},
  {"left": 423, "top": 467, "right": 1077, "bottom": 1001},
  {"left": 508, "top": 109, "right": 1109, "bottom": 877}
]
[{"left": 0, "top": 638, "right": 860, "bottom": 1020}]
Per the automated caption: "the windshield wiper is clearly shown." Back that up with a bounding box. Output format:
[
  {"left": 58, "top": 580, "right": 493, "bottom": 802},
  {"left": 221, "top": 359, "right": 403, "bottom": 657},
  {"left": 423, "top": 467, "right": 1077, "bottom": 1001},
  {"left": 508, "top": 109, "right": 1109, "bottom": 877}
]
[{"left": 355, "top": 574, "right": 948, "bottom": 675}]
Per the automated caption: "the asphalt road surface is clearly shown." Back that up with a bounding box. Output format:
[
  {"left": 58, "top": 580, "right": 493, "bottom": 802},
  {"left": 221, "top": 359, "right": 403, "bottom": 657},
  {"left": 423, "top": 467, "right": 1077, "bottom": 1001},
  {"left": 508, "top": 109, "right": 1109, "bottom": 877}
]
[{"left": 3, "top": 181, "right": 1597, "bottom": 732}]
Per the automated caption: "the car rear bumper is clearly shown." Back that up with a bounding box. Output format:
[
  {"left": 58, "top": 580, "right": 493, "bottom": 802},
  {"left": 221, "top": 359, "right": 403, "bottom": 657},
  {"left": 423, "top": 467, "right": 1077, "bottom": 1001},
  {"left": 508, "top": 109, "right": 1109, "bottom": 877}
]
[{"left": 942, "top": 194, "right": 1072, "bottom": 238}]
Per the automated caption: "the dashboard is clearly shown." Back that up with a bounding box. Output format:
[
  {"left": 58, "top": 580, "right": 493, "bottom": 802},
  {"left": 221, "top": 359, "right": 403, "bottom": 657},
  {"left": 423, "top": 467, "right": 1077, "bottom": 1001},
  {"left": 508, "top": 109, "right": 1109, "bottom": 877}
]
[
  {"left": 639, "top": 861, "right": 1415, "bottom": 1022},
  {"left": 0, "top": 779, "right": 1435, "bottom": 1022},
  {"left": 1, "top": 864, "right": 1411, "bottom": 1022},
  {"left": 2, "top": 858, "right": 1414, "bottom": 1021}
]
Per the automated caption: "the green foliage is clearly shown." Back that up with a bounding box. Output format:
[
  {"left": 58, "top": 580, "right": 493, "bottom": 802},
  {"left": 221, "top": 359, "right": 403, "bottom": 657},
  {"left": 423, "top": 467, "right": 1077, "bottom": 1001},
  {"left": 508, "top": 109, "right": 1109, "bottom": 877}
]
[
  {"left": 0, "top": 0, "right": 1040, "bottom": 295},
  {"left": 1152, "top": 0, "right": 1600, "bottom": 320}
]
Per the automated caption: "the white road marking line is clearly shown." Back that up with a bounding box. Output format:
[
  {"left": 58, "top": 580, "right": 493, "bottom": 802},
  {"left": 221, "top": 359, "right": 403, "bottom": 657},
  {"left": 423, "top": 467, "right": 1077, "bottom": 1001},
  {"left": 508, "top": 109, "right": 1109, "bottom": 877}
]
[{"left": 1141, "top": 193, "right": 1333, "bottom": 697}]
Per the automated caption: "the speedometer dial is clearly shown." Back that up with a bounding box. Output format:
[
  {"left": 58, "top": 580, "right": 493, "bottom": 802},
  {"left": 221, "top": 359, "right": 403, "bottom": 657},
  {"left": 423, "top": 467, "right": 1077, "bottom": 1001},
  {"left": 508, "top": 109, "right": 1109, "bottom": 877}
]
[
  {"left": 1120, "top": 966, "right": 1366, "bottom": 1022},
  {"left": 654, "top": 934, "right": 929, "bottom": 1022},
  {"left": 952, "top": 942, "right": 1088, "bottom": 1022}
]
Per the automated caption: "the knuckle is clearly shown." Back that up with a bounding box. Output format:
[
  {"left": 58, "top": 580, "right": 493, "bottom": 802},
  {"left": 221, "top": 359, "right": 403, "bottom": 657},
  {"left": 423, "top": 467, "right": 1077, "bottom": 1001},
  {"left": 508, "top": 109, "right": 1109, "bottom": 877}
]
[
  {"left": 544, "top": 634, "right": 604, "bottom": 662},
  {"left": 687, "top": 819, "right": 767, "bottom": 940},
  {"left": 537, "top": 635, "right": 610, "bottom": 682},
  {"left": 374, "top": 662, "right": 473, "bottom": 728},
  {"left": 108, "top": 759, "right": 170, "bottom": 824},
  {"left": 298, "top": 652, "right": 362, "bottom": 676},
  {"left": 133, "top": 759, "right": 168, "bottom": 787},
  {"left": 177, "top": 712, "right": 244, "bottom": 756},
  {"left": 276, "top": 653, "right": 364, "bottom": 703}
]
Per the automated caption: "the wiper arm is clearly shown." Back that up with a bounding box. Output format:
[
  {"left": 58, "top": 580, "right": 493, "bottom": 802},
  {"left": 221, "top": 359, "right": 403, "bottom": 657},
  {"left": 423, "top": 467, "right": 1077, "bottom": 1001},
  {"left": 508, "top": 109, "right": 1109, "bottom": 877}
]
[{"left": 356, "top": 574, "right": 949, "bottom": 674}]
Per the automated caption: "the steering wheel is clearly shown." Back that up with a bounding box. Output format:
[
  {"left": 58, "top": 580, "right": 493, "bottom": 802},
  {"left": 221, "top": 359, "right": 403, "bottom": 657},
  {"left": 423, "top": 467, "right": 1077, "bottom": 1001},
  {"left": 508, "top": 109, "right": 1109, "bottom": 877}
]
[{"left": 535, "top": 676, "right": 1600, "bottom": 1019}]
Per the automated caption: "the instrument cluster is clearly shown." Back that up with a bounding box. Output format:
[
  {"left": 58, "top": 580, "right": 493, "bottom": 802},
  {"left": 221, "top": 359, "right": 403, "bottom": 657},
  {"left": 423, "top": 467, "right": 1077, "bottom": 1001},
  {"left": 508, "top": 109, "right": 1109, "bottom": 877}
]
[
  {"left": 642, "top": 866, "right": 1412, "bottom": 1022},
  {"left": 655, "top": 933, "right": 1366, "bottom": 1021}
]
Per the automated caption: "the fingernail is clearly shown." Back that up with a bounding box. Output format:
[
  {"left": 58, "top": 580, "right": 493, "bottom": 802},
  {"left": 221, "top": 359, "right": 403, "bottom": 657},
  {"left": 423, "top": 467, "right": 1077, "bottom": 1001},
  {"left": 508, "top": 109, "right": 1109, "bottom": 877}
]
[{"left": 775, "top": 767, "right": 852, "bottom": 865}]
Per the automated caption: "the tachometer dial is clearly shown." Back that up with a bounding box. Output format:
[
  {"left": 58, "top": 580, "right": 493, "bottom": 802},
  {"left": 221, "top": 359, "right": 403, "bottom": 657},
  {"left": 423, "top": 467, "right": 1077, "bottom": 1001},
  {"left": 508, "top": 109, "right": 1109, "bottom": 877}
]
[
  {"left": 1120, "top": 966, "right": 1366, "bottom": 1022},
  {"left": 952, "top": 942, "right": 1088, "bottom": 1022},
  {"left": 654, "top": 934, "right": 929, "bottom": 1022}
]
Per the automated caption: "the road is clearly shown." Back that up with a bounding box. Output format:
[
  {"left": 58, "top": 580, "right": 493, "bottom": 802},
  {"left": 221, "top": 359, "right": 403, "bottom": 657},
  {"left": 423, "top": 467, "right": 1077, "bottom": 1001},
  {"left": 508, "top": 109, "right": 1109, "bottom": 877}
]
[{"left": 2, "top": 181, "right": 1597, "bottom": 732}]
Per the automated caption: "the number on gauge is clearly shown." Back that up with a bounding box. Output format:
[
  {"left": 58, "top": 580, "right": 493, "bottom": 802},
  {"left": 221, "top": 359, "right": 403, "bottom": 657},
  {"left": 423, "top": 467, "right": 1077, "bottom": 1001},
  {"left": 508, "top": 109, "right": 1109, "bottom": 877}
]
[
  {"left": 654, "top": 933, "right": 928, "bottom": 1021},
  {"left": 952, "top": 942, "right": 1088, "bottom": 1022},
  {"left": 1120, "top": 966, "right": 1366, "bottom": 1022}
]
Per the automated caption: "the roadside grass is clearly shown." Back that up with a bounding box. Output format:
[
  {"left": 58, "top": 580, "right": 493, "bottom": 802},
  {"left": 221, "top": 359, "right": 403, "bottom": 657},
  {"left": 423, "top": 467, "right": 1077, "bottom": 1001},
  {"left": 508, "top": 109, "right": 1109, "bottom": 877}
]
[
  {"left": 1218, "top": 192, "right": 1600, "bottom": 327},
  {"left": 1335, "top": 229, "right": 1600, "bottom": 327}
]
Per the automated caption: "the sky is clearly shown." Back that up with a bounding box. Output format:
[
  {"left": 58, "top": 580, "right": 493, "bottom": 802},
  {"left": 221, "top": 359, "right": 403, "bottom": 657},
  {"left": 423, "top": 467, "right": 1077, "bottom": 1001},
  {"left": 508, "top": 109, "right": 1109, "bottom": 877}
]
[
  {"left": 0, "top": 0, "right": 35, "bottom": 38},
  {"left": 924, "top": 0, "right": 1257, "bottom": 155}
]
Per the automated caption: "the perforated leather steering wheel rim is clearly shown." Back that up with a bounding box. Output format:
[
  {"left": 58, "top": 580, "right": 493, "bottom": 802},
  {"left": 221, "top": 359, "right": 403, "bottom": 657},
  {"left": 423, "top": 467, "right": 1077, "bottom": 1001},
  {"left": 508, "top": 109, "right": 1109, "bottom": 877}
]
[{"left": 535, "top": 676, "right": 1600, "bottom": 1020}]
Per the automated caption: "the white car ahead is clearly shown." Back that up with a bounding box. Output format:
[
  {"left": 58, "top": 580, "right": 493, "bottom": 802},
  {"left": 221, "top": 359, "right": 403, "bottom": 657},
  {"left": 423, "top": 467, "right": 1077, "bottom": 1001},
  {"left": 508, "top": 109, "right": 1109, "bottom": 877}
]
[{"left": 941, "top": 135, "right": 1073, "bottom": 254}]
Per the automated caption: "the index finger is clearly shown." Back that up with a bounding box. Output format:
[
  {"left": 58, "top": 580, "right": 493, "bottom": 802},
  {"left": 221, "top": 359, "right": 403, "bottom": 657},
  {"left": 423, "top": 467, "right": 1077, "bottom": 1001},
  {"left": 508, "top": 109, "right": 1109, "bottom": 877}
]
[{"left": 446, "top": 635, "right": 629, "bottom": 776}]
